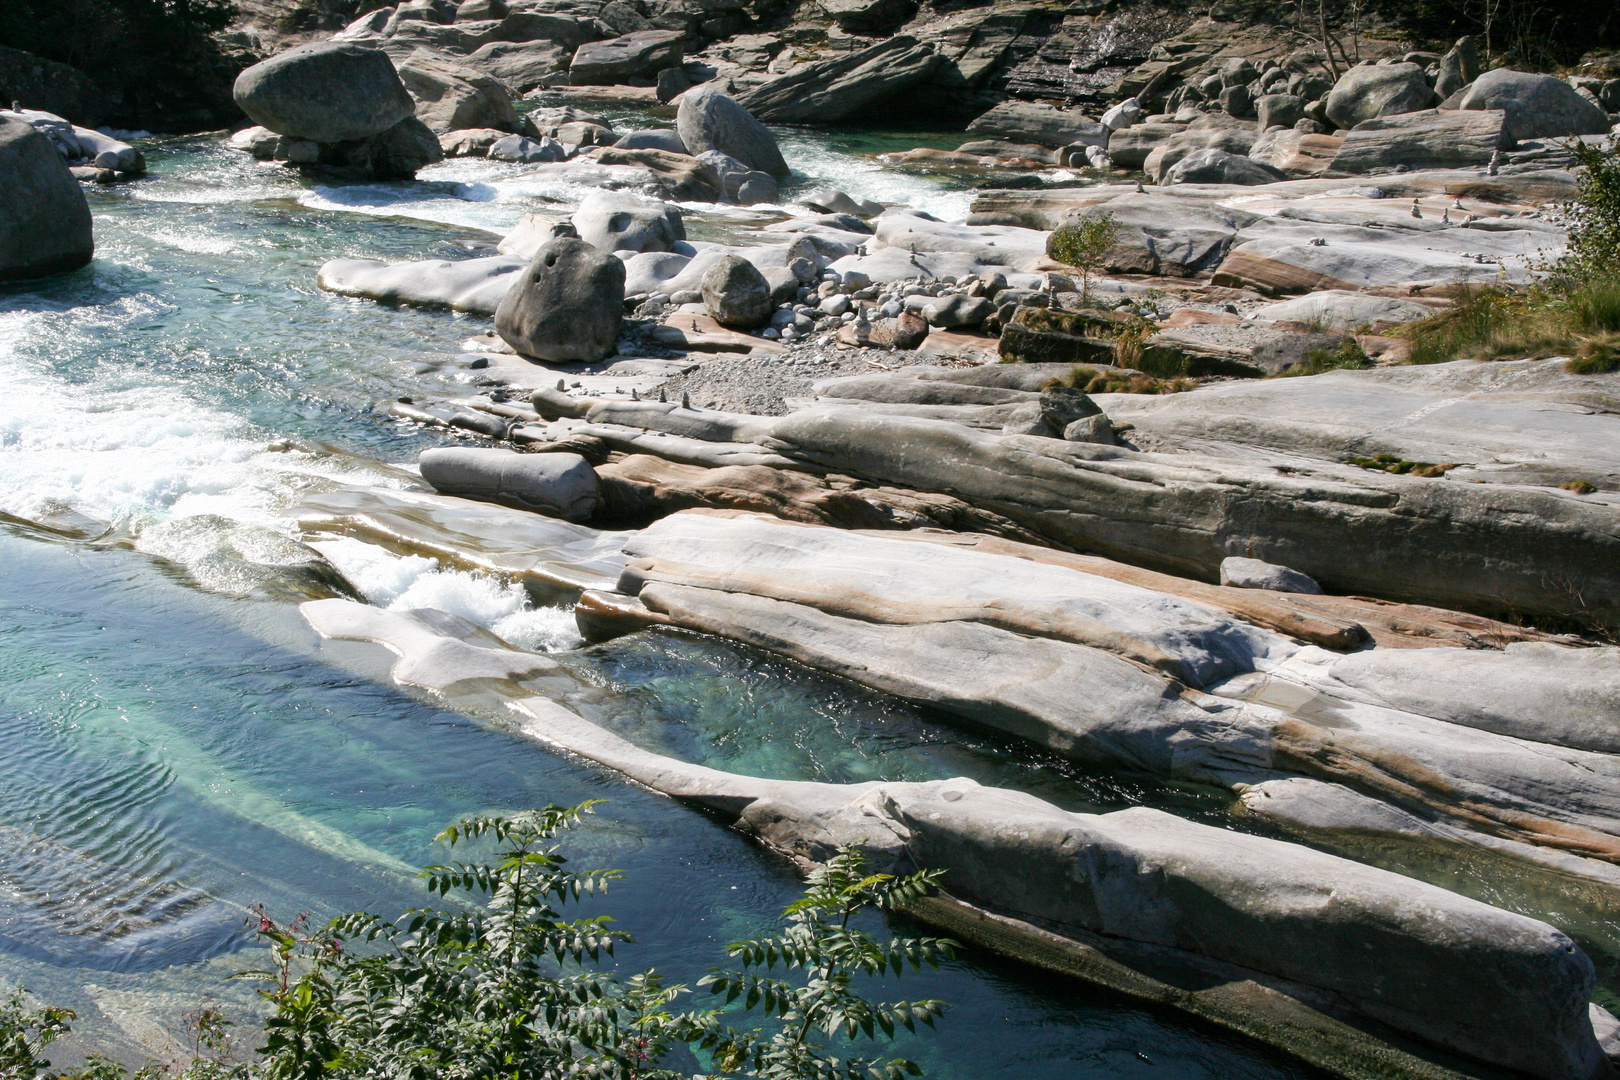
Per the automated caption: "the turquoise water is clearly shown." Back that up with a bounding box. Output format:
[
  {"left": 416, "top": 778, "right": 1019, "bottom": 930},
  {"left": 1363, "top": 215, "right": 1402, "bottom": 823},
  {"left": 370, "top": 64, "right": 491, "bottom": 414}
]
[
  {"left": 0, "top": 134, "right": 1324, "bottom": 1075},
  {"left": 0, "top": 126, "right": 1597, "bottom": 1077}
]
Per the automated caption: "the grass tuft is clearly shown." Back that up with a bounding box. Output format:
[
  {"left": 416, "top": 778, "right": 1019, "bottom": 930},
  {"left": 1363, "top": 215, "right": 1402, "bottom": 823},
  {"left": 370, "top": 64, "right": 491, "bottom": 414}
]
[{"left": 1044, "top": 365, "right": 1194, "bottom": 395}]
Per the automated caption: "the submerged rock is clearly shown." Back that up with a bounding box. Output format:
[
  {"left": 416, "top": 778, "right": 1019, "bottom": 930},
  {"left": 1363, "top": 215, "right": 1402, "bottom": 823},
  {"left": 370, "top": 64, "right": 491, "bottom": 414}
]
[
  {"left": 494, "top": 236, "right": 624, "bottom": 362},
  {"left": 0, "top": 115, "right": 92, "bottom": 281}
]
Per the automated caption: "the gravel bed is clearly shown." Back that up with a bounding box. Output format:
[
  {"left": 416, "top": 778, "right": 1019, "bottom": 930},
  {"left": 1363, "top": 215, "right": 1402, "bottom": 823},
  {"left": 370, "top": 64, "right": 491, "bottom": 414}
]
[{"left": 657, "top": 341, "right": 956, "bottom": 416}]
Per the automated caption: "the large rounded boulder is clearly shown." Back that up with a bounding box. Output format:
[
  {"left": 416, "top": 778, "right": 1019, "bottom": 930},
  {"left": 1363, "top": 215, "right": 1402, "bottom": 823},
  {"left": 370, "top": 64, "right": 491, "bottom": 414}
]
[
  {"left": 1458, "top": 68, "right": 1611, "bottom": 142},
  {"left": 1324, "top": 63, "right": 1436, "bottom": 130},
  {"left": 0, "top": 116, "right": 92, "bottom": 281},
  {"left": 1165, "top": 147, "right": 1286, "bottom": 186},
  {"left": 494, "top": 236, "right": 625, "bottom": 362},
  {"left": 676, "top": 84, "right": 789, "bottom": 178},
  {"left": 234, "top": 41, "right": 416, "bottom": 144},
  {"left": 700, "top": 255, "right": 772, "bottom": 329}
]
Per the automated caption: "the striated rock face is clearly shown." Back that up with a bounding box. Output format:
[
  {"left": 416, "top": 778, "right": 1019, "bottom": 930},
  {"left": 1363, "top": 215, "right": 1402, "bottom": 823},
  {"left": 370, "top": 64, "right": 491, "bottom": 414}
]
[
  {"left": 736, "top": 36, "right": 942, "bottom": 123},
  {"left": 397, "top": 51, "right": 519, "bottom": 133},
  {"left": 1329, "top": 108, "right": 1509, "bottom": 174},
  {"left": 0, "top": 116, "right": 93, "bottom": 281},
  {"left": 1458, "top": 68, "right": 1613, "bottom": 142},
  {"left": 233, "top": 41, "right": 416, "bottom": 144},
  {"left": 567, "top": 29, "right": 684, "bottom": 85},
  {"left": 1323, "top": 63, "right": 1436, "bottom": 130},
  {"left": 494, "top": 236, "right": 624, "bottom": 362},
  {"left": 301, "top": 581, "right": 1616, "bottom": 1080},
  {"left": 966, "top": 100, "right": 1108, "bottom": 150}
]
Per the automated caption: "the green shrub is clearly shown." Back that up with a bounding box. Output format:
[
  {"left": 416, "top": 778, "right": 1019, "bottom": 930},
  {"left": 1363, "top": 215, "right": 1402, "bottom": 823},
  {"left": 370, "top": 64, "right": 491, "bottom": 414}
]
[
  {"left": 2, "top": 806, "right": 954, "bottom": 1080},
  {"left": 1558, "top": 135, "right": 1620, "bottom": 281},
  {"left": 1569, "top": 277, "right": 1620, "bottom": 334},
  {"left": 1046, "top": 213, "right": 1118, "bottom": 303}
]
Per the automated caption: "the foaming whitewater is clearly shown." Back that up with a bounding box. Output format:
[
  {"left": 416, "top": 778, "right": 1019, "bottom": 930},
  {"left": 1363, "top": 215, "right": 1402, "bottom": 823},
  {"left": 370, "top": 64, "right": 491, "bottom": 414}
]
[
  {"left": 0, "top": 298, "right": 407, "bottom": 588},
  {"left": 310, "top": 536, "right": 582, "bottom": 651}
]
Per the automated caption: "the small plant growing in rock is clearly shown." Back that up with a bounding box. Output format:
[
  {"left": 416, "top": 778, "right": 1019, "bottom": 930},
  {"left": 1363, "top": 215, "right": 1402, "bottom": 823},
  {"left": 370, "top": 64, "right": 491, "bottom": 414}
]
[
  {"left": 1275, "top": 338, "right": 1373, "bottom": 377},
  {"left": 1046, "top": 213, "right": 1119, "bottom": 305}
]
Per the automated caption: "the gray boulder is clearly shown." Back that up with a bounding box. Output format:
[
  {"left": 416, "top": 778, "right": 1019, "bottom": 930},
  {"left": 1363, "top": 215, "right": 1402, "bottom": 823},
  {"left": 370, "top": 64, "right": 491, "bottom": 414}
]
[
  {"left": 494, "top": 236, "right": 625, "bottom": 362},
  {"left": 494, "top": 10, "right": 601, "bottom": 50},
  {"left": 700, "top": 255, "right": 772, "bottom": 329},
  {"left": 967, "top": 100, "right": 1108, "bottom": 150},
  {"left": 1433, "top": 36, "right": 1480, "bottom": 100},
  {"left": 464, "top": 40, "right": 569, "bottom": 94},
  {"left": 921, "top": 294, "right": 993, "bottom": 328},
  {"left": 736, "top": 36, "right": 941, "bottom": 124},
  {"left": 568, "top": 29, "right": 684, "bottom": 85},
  {"left": 570, "top": 190, "right": 683, "bottom": 253},
  {"left": 1220, "top": 556, "right": 1323, "bottom": 594},
  {"left": 233, "top": 41, "right": 416, "bottom": 144},
  {"left": 418, "top": 448, "right": 600, "bottom": 521},
  {"left": 614, "top": 127, "right": 687, "bottom": 154},
  {"left": 1324, "top": 63, "right": 1436, "bottom": 130},
  {"left": 1255, "top": 93, "right": 1305, "bottom": 130},
  {"left": 696, "top": 150, "right": 779, "bottom": 205},
  {"left": 821, "top": 0, "right": 912, "bottom": 33},
  {"left": 1165, "top": 147, "right": 1285, "bottom": 186},
  {"left": 676, "top": 84, "right": 789, "bottom": 178},
  {"left": 397, "top": 53, "right": 519, "bottom": 134},
  {"left": 1457, "top": 68, "right": 1611, "bottom": 142},
  {"left": 365, "top": 115, "right": 446, "bottom": 179},
  {"left": 0, "top": 115, "right": 92, "bottom": 281},
  {"left": 1218, "top": 84, "right": 1254, "bottom": 119},
  {"left": 487, "top": 134, "right": 565, "bottom": 162},
  {"left": 1330, "top": 109, "right": 1508, "bottom": 174}
]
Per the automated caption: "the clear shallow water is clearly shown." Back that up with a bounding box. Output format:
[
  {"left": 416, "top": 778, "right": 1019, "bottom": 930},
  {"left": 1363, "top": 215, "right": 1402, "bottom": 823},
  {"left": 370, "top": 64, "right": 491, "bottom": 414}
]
[
  {"left": 0, "top": 129, "right": 1603, "bottom": 1074},
  {"left": 0, "top": 133, "right": 1325, "bottom": 1075}
]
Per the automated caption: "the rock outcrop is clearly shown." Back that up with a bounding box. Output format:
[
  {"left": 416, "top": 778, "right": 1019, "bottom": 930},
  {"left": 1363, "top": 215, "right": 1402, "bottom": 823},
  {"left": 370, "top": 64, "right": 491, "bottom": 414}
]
[
  {"left": 397, "top": 51, "right": 519, "bottom": 133},
  {"left": 736, "top": 36, "right": 942, "bottom": 123},
  {"left": 568, "top": 29, "right": 684, "bottom": 85},
  {"left": 0, "top": 115, "right": 93, "bottom": 281}
]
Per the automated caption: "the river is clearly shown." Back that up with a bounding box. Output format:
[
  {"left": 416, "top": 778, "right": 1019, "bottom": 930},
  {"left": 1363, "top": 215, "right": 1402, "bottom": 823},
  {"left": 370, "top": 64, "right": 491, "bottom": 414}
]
[{"left": 0, "top": 112, "right": 1547, "bottom": 1078}]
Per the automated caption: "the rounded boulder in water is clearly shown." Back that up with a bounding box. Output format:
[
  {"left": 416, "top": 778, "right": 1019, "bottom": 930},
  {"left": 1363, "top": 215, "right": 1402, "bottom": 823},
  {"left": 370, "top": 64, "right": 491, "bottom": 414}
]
[
  {"left": 495, "top": 236, "right": 625, "bottom": 362},
  {"left": 0, "top": 116, "right": 92, "bottom": 281},
  {"left": 233, "top": 41, "right": 416, "bottom": 144},
  {"left": 700, "top": 255, "right": 772, "bottom": 329},
  {"left": 418, "top": 448, "right": 601, "bottom": 522},
  {"left": 676, "top": 84, "right": 789, "bottom": 178}
]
